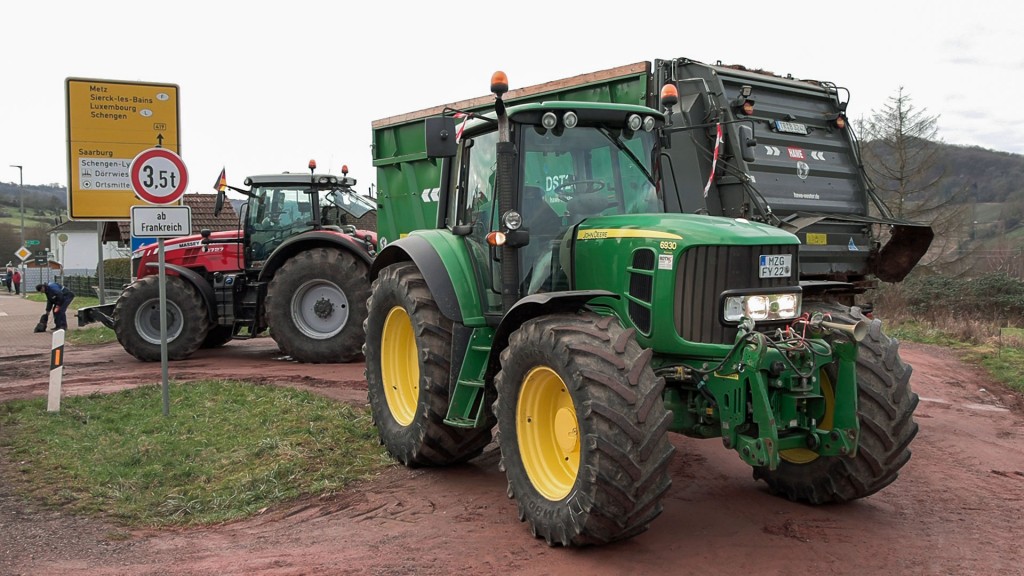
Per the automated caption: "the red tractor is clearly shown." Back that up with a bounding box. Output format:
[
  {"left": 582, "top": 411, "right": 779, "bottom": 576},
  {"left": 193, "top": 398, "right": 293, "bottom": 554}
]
[{"left": 78, "top": 162, "right": 377, "bottom": 363}]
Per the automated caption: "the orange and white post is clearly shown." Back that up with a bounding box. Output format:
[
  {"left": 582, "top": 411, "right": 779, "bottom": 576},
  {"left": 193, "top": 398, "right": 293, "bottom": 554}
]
[{"left": 47, "top": 329, "right": 65, "bottom": 412}]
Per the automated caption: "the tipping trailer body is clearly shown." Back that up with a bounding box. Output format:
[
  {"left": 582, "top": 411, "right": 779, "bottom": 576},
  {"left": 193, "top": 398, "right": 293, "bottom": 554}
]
[{"left": 372, "top": 58, "right": 932, "bottom": 293}]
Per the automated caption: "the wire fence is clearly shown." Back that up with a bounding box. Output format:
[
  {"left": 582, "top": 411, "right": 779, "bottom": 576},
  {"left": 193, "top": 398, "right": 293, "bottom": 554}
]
[
  {"left": 18, "top": 268, "right": 131, "bottom": 299},
  {"left": 61, "top": 274, "right": 131, "bottom": 299}
]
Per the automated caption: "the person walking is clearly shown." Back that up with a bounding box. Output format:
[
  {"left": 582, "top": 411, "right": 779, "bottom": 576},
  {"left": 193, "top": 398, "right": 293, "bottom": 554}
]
[
  {"left": 36, "top": 281, "right": 76, "bottom": 331},
  {"left": 12, "top": 269, "right": 21, "bottom": 295}
]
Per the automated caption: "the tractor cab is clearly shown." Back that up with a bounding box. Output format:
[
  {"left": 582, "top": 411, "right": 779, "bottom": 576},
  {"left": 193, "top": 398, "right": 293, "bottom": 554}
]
[
  {"left": 428, "top": 100, "right": 666, "bottom": 317},
  {"left": 216, "top": 166, "right": 370, "bottom": 268}
]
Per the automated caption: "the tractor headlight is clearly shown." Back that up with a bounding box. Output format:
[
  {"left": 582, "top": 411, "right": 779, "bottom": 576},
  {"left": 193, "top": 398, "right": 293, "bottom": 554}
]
[
  {"left": 502, "top": 210, "right": 523, "bottom": 231},
  {"left": 721, "top": 289, "right": 802, "bottom": 324}
]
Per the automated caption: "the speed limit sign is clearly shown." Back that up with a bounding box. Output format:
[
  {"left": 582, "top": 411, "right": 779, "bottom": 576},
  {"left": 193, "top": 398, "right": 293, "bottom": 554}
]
[{"left": 130, "top": 147, "right": 189, "bottom": 205}]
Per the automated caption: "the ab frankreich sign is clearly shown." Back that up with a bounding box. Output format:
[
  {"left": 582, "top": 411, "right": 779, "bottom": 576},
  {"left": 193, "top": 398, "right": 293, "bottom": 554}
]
[{"left": 131, "top": 205, "right": 192, "bottom": 238}]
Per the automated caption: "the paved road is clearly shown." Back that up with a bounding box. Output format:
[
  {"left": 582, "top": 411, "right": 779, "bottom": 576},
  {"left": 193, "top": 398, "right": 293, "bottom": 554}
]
[{"left": 0, "top": 292, "right": 58, "bottom": 359}]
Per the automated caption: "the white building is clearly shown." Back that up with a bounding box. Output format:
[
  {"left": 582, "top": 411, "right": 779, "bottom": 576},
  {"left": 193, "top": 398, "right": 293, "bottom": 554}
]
[{"left": 48, "top": 220, "right": 130, "bottom": 275}]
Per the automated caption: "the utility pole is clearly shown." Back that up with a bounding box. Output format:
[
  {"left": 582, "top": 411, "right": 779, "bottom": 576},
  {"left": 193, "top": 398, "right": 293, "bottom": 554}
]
[{"left": 10, "top": 165, "right": 25, "bottom": 298}]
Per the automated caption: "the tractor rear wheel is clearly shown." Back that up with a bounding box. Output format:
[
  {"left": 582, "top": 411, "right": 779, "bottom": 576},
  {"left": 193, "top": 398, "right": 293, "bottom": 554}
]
[
  {"left": 753, "top": 302, "right": 919, "bottom": 503},
  {"left": 364, "top": 262, "right": 493, "bottom": 466},
  {"left": 113, "top": 275, "right": 209, "bottom": 361},
  {"left": 265, "top": 247, "right": 369, "bottom": 363},
  {"left": 494, "top": 312, "right": 674, "bottom": 546}
]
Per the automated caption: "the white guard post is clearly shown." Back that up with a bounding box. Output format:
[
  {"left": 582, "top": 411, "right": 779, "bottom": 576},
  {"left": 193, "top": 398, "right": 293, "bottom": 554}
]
[{"left": 47, "top": 328, "right": 66, "bottom": 412}]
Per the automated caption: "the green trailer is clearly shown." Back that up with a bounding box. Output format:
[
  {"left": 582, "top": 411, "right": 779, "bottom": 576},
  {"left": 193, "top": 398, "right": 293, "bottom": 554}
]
[
  {"left": 372, "top": 58, "right": 932, "bottom": 298},
  {"left": 364, "top": 71, "right": 918, "bottom": 546}
]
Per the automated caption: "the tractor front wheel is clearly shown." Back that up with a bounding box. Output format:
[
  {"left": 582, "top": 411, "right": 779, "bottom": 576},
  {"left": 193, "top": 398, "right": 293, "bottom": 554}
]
[
  {"left": 364, "top": 262, "right": 493, "bottom": 466},
  {"left": 113, "top": 275, "right": 209, "bottom": 361},
  {"left": 753, "top": 302, "right": 919, "bottom": 503},
  {"left": 494, "top": 312, "right": 674, "bottom": 546}
]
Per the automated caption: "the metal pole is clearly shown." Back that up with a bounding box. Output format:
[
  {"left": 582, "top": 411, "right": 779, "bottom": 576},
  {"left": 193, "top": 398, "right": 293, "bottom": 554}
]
[
  {"left": 97, "top": 222, "right": 106, "bottom": 305},
  {"left": 10, "top": 165, "right": 25, "bottom": 298},
  {"left": 158, "top": 238, "right": 170, "bottom": 416}
]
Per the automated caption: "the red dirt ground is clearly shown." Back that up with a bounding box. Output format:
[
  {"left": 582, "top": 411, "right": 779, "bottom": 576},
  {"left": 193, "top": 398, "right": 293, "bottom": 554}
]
[{"left": 2, "top": 337, "right": 1023, "bottom": 576}]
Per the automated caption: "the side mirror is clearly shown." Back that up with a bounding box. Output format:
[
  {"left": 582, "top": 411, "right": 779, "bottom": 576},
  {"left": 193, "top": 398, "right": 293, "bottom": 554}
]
[
  {"left": 739, "top": 124, "right": 757, "bottom": 163},
  {"left": 425, "top": 116, "right": 458, "bottom": 158}
]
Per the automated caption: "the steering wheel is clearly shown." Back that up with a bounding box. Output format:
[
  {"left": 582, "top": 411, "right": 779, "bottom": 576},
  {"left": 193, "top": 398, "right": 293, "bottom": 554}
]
[
  {"left": 251, "top": 227, "right": 285, "bottom": 260},
  {"left": 554, "top": 179, "right": 606, "bottom": 201}
]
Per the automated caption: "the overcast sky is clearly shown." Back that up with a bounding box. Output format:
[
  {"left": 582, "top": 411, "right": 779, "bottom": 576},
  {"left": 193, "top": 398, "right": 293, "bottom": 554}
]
[{"left": 2, "top": 1, "right": 1021, "bottom": 204}]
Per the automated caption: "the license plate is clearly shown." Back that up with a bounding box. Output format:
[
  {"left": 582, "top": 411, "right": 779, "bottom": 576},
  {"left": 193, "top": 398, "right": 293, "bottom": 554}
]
[
  {"left": 759, "top": 254, "right": 792, "bottom": 278},
  {"left": 774, "top": 120, "right": 807, "bottom": 135}
]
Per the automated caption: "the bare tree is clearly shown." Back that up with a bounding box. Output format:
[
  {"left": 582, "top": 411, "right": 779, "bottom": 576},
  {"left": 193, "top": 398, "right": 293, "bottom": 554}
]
[{"left": 860, "top": 87, "right": 973, "bottom": 275}]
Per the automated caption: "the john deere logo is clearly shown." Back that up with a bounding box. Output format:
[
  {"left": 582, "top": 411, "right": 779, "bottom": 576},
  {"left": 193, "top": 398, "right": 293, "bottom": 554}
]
[{"left": 577, "top": 229, "right": 683, "bottom": 241}]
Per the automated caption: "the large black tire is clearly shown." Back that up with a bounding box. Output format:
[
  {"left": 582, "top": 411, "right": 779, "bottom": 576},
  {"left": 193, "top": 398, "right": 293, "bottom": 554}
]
[
  {"left": 494, "top": 312, "right": 674, "bottom": 546},
  {"left": 265, "top": 247, "right": 369, "bottom": 363},
  {"left": 200, "top": 325, "right": 234, "bottom": 349},
  {"left": 753, "top": 302, "right": 919, "bottom": 503},
  {"left": 113, "top": 275, "right": 209, "bottom": 362},
  {"left": 363, "top": 262, "right": 494, "bottom": 466}
]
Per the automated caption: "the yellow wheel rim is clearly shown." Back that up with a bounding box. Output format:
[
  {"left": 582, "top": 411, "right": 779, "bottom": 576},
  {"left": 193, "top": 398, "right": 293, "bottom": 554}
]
[
  {"left": 517, "top": 366, "right": 579, "bottom": 501},
  {"left": 381, "top": 306, "right": 418, "bottom": 426},
  {"left": 780, "top": 370, "right": 836, "bottom": 464}
]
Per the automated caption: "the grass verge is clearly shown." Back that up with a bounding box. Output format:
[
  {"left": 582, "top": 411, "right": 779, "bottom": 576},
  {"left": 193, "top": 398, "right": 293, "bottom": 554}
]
[
  {"left": 886, "top": 319, "right": 1024, "bottom": 394},
  {"left": 0, "top": 380, "right": 393, "bottom": 527},
  {"left": 962, "top": 338, "right": 1024, "bottom": 394}
]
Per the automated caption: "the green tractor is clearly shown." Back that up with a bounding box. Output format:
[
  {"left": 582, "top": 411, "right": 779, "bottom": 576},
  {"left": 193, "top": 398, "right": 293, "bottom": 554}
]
[{"left": 364, "top": 73, "right": 918, "bottom": 546}]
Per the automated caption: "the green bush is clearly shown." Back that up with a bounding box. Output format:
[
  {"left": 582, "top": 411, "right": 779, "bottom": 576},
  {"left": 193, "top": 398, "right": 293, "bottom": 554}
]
[
  {"left": 103, "top": 257, "right": 132, "bottom": 278},
  {"left": 895, "top": 272, "right": 1024, "bottom": 321}
]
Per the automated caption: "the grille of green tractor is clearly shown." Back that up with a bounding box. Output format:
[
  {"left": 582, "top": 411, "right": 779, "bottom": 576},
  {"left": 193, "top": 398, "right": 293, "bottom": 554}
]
[{"left": 677, "top": 244, "right": 800, "bottom": 344}]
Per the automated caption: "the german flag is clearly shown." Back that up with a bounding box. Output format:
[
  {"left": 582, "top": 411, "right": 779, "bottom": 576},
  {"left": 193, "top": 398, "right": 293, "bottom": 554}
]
[{"left": 213, "top": 167, "right": 227, "bottom": 192}]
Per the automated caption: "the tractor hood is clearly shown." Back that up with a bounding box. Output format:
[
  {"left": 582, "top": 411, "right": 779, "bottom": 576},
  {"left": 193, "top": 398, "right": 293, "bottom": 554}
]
[{"left": 574, "top": 213, "right": 800, "bottom": 248}]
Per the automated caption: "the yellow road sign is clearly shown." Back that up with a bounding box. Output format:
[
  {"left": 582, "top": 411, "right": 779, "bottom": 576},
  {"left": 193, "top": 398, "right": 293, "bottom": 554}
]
[
  {"left": 15, "top": 246, "right": 31, "bottom": 261},
  {"left": 66, "top": 78, "right": 181, "bottom": 220}
]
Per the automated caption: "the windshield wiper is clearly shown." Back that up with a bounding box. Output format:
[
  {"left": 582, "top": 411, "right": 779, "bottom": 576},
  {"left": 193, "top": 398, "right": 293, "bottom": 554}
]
[{"left": 598, "top": 127, "right": 655, "bottom": 183}]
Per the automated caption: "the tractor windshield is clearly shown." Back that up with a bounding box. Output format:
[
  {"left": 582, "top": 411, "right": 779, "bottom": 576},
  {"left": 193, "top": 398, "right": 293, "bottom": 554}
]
[
  {"left": 321, "top": 187, "right": 376, "bottom": 225},
  {"left": 518, "top": 124, "right": 662, "bottom": 295},
  {"left": 521, "top": 125, "right": 661, "bottom": 230},
  {"left": 247, "top": 185, "right": 317, "bottom": 262}
]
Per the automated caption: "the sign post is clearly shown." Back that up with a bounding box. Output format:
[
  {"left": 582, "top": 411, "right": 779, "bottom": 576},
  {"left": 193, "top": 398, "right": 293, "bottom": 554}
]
[{"left": 129, "top": 147, "right": 189, "bottom": 416}]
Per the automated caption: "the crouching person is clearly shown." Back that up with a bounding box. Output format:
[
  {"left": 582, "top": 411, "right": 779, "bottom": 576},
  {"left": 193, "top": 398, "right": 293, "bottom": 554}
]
[{"left": 36, "top": 282, "right": 76, "bottom": 331}]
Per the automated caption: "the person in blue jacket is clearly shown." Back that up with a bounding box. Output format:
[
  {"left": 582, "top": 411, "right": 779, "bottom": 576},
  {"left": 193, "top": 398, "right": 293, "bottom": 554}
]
[{"left": 36, "top": 282, "right": 75, "bottom": 331}]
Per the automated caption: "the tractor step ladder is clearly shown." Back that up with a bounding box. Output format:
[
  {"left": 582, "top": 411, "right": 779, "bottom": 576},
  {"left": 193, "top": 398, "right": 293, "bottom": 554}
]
[
  {"left": 444, "top": 331, "right": 492, "bottom": 428},
  {"left": 231, "top": 319, "right": 258, "bottom": 338},
  {"left": 230, "top": 281, "right": 265, "bottom": 339}
]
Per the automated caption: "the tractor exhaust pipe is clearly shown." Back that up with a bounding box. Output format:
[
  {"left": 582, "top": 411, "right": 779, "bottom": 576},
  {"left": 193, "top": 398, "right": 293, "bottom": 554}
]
[{"left": 820, "top": 319, "right": 869, "bottom": 342}]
